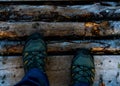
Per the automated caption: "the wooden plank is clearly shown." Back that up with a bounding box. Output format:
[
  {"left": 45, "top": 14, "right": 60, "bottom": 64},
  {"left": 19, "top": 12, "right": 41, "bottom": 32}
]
[
  {"left": 0, "top": 1, "right": 118, "bottom": 6},
  {"left": 0, "top": 56, "right": 120, "bottom": 86},
  {"left": 94, "top": 56, "right": 120, "bottom": 86},
  {"left": 0, "top": 56, "right": 23, "bottom": 69},
  {"left": 0, "top": 21, "right": 119, "bottom": 40},
  {"left": 0, "top": 4, "right": 120, "bottom": 21},
  {"left": 0, "top": 68, "right": 24, "bottom": 86},
  {"left": 0, "top": 56, "right": 23, "bottom": 86},
  {"left": 0, "top": 39, "right": 120, "bottom": 55},
  {"left": 0, "top": 1, "right": 99, "bottom": 5}
]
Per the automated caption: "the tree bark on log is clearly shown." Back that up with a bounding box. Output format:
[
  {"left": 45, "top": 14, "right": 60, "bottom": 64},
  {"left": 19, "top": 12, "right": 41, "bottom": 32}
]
[
  {"left": 1, "top": 39, "right": 120, "bottom": 55},
  {"left": 0, "top": 4, "right": 120, "bottom": 21},
  {"left": 0, "top": 1, "right": 119, "bottom": 6},
  {"left": 0, "top": 21, "right": 120, "bottom": 40}
]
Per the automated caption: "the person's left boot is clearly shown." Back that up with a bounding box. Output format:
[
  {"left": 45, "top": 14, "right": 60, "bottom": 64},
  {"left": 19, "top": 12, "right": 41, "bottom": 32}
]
[
  {"left": 22, "top": 33, "right": 47, "bottom": 73},
  {"left": 71, "top": 48, "right": 95, "bottom": 86}
]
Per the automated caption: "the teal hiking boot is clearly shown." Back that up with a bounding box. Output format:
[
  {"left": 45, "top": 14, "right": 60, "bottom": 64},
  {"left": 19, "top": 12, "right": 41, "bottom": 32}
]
[
  {"left": 22, "top": 33, "right": 47, "bottom": 73},
  {"left": 71, "top": 49, "right": 95, "bottom": 86}
]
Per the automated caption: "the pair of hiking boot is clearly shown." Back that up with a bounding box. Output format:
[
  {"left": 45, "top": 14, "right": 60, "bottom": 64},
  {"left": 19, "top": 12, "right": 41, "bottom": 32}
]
[{"left": 22, "top": 33, "right": 95, "bottom": 86}]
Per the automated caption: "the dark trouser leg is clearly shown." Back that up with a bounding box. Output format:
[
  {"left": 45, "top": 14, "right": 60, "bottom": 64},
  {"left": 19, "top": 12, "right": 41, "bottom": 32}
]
[
  {"left": 15, "top": 68, "right": 49, "bottom": 86},
  {"left": 73, "top": 82, "right": 90, "bottom": 86}
]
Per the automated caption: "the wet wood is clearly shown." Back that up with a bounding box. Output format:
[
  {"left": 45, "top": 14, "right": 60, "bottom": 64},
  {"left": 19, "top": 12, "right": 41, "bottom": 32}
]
[
  {"left": 0, "top": 21, "right": 120, "bottom": 40},
  {"left": 0, "top": 56, "right": 120, "bottom": 86},
  {"left": 0, "top": 39, "right": 120, "bottom": 55},
  {"left": 0, "top": 4, "right": 120, "bottom": 21}
]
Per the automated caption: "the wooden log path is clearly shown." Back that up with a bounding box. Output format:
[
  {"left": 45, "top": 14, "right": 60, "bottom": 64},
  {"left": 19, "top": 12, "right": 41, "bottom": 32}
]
[
  {"left": 0, "top": 1, "right": 119, "bottom": 6},
  {"left": 0, "top": 21, "right": 119, "bottom": 55},
  {"left": 0, "top": 1, "right": 119, "bottom": 86},
  {"left": 0, "top": 39, "right": 120, "bottom": 55},
  {"left": 0, "top": 4, "right": 120, "bottom": 21},
  {"left": 0, "top": 21, "right": 119, "bottom": 40},
  {"left": 0, "top": 56, "right": 120, "bottom": 86}
]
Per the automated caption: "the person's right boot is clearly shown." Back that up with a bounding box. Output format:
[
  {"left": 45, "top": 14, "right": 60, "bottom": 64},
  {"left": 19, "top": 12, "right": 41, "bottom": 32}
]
[
  {"left": 23, "top": 33, "right": 47, "bottom": 73},
  {"left": 15, "top": 33, "right": 49, "bottom": 86},
  {"left": 71, "top": 49, "right": 95, "bottom": 86}
]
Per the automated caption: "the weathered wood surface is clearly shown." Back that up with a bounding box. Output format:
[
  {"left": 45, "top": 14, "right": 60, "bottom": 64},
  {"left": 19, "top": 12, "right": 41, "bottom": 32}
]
[
  {"left": 0, "top": 1, "right": 119, "bottom": 86},
  {"left": 0, "top": 56, "right": 120, "bottom": 86},
  {"left": 0, "top": 1, "right": 119, "bottom": 6},
  {"left": 0, "top": 1, "right": 119, "bottom": 4},
  {"left": 0, "top": 21, "right": 118, "bottom": 55},
  {"left": 0, "top": 39, "right": 120, "bottom": 55},
  {"left": 0, "top": 21, "right": 120, "bottom": 40},
  {"left": 0, "top": 4, "right": 120, "bottom": 21}
]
